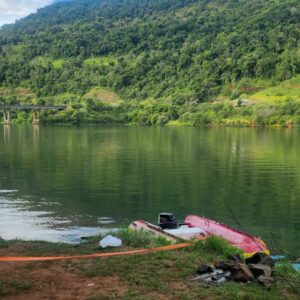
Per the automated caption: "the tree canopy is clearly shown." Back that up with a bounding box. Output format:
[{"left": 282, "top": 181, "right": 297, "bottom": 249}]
[{"left": 0, "top": 0, "right": 299, "bottom": 102}]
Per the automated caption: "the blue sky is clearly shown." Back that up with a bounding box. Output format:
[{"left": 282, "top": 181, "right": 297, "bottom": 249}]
[{"left": 0, "top": 0, "right": 54, "bottom": 26}]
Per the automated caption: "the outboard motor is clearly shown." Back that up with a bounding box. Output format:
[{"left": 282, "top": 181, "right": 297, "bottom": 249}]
[{"left": 158, "top": 213, "right": 178, "bottom": 229}]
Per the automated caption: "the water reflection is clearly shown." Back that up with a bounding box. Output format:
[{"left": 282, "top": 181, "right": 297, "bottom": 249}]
[
  {"left": 33, "top": 124, "right": 40, "bottom": 145},
  {"left": 0, "top": 126, "right": 299, "bottom": 253},
  {"left": 3, "top": 125, "right": 10, "bottom": 144},
  {"left": 0, "top": 190, "right": 114, "bottom": 243}
]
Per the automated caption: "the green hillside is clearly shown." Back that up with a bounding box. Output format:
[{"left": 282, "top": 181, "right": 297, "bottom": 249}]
[
  {"left": 247, "top": 75, "right": 300, "bottom": 103},
  {"left": 0, "top": 0, "right": 300, "bottom": 125}
]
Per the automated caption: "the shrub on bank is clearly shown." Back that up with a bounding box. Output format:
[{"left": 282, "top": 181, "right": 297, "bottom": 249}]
[{"left": 3, "top": 97, "right": 300, "bottom": 127}]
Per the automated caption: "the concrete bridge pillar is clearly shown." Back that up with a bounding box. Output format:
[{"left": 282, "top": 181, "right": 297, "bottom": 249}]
[
  {"left": 32, "top": 109, "right": 40, "bottom": 125},
  {"left": 3, "top": 109, "right": 10, "bottom": 125},
  {"left": 3, "top": 123, "right": 11, "bottom": 144}
]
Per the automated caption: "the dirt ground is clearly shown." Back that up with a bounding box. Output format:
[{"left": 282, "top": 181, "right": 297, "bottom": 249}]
[
  {"left": 0, "top": 237, "right": 298, "bottom": 300},
  {"left": 0, "top": 261, "right": 128, "bottom": 299}
]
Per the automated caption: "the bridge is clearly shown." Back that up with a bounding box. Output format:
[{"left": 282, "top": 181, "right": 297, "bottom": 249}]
[{"left": 0, "top": 105, "right": 66, "bottom": 125}]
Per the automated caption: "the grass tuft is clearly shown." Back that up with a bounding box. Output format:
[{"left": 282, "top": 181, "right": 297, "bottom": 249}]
[
  {"left": 199, "top": 236, "right": 244, "bottom": 257},
  {"left": 115, "top": 229, "right": 171, "bottom": 248}
]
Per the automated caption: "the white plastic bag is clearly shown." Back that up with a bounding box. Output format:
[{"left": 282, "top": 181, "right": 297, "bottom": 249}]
[{"left": 99, "top": 235, "right": 122, "bottom": 248}]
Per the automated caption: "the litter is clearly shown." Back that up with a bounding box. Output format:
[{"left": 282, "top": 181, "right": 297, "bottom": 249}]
[
  {"left": 190, "top": 253, "right": 276, "bottom": 288},
  {"left": 292, "top": 263, "right": 300, "bottom": 271},
  {"left": 99, "top": 235, "right": 122, "bottom": 248}
]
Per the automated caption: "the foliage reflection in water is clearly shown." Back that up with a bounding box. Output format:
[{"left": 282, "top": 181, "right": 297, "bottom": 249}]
[{"left": 0, "top": 125, "right": 299, "bottom": 254}]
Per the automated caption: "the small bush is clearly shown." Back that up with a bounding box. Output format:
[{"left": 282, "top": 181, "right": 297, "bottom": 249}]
[
  {"left": 200, "top": 236, "right": 243, "bottom": 257},
  {"left": 115, "top": 229, "right": 171, "bottom": 248},
  {"left": 156, "top": 114, "right": 169, "bottom": 126}
]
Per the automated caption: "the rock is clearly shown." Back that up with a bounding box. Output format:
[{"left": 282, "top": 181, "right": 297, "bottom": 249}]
[
  {"left": 211, "top": 270, "right": 228, "bottom": 278},
  {"left": 191, "top": 269, "right": 230, "bottom": 287},
  {"left": 248, "top": 264, "right": 272, "bottom": 278},
  {"left": 257, "top": 275, "right": 275, "bottom": 288},
  {"left": 212, "top": 271, "right": 231, "bottom": 281},
  {"left": 197, "top": 264, "right": 213, "bottom": 274},
  {"left": 214, "top": 261, "right": 236, "bottom": 271},
  {"left": 245, "top": 252, "right": 274, "bottom": 267},
  {"left": 214, "top": 276, "right": 227, "bottom": 285},
  {"left": 227, "top": 254, "right": 243, "bottom": 263},
  {"left": 264, "top": 256, "right": 275, "bottom": 267},
  {"left": 231, "top": 264, "right": 254, "bottom": 282}
]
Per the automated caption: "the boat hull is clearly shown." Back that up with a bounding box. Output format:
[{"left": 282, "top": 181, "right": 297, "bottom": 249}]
[
  {"left": 129, "top": 220, "right": 205, "bottom": 242},
  {"left": 129, "top": 220, "right": 178, "bottom": 242},
  {"left": 185, "top": 215, "right": 269, "bottom": 257}
]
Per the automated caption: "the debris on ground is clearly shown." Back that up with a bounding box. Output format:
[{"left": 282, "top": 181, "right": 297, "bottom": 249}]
[
  {"left": 231, "top": 263, "right": 254, "bottom": 282},
  {"left": 246, "top": 252, "right": 274, "bottom": 267},
  {"left": 99, "top": 235, "right": 122, "bottom": 248},
  {"left": 197, "top": 264, "right": 213, "bottom": 274},
  {"left": 190, "top": 253, "right": 276, "bottom": 288}
]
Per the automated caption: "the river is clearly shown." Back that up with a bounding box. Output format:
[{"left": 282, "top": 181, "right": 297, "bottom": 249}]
[{"left": 0, "top": 125, "right": 299, "bottom": 254}]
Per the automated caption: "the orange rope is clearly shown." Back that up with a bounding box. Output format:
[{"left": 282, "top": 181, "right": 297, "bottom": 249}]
[{"left": 0, "top": 242, "right": 191, "bottom": 262}]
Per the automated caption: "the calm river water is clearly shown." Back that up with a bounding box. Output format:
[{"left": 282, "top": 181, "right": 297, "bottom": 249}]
[{"left": 0, "top": 125, "right": 299, "bottom": 254}]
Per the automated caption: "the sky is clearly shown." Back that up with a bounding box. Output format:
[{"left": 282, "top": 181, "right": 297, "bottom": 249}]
[{"left": 0, "top": 0, "right": 53, "bottom": 26}]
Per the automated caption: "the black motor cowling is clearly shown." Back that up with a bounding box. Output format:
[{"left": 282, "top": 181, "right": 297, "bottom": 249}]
[{"left": 158, "top": 213, "right": 178, "bottom": 229}]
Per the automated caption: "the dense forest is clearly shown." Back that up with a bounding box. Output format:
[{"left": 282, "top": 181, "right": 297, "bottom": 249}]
[{"left": 0, "top": 0, "right": 300, "bottom": 125}]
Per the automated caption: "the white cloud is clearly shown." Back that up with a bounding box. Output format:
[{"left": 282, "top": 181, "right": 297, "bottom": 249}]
[{"left": 0, "top": 0, "right": 54, "bottom": 26}]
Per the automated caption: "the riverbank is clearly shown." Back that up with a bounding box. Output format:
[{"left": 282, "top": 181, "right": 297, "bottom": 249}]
[
  {"left": 0, "top": 231, "right": 298, "bottom": 299},
  {"left": 2, "top": 98, "right": 300, "bottom": 128}
]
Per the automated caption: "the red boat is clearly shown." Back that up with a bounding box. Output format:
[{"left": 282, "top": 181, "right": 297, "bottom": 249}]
[
  {"left": 185, "top": 215, "right": 269, "bottom": 258},
  {"left": 130, "top": 213, "right": 269, "bottom": 258}
]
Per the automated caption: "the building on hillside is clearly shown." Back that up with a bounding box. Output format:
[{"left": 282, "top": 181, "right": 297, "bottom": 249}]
[{"left": 232, "top": 99, "right": 255, "bottom": 108}]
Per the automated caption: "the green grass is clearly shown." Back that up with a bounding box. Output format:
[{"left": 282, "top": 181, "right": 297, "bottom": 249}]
[
  {"left": 116, "top": 229, "right": 171, "bottom": 248},
  {"left": 0, "top": 231, "right": 298, "bottom": 299},
  {"left": 199, "top": 235, "right": 244, "bottom": 257},
  {"left": 241, "top": 75, "right": 300, "bottom": 104},
  {"left": 0, "top": 87, "right": 36, "bottom": 103},
  {"left": 166, "top": 120, "right": 193, "bottom": 126},
  {"left": 286, "top": 75, "right": 300, "bottom": 86},
  {"left": 0, "top": 279, "right": 31, "bottom": 296},
  {"left": 250, "top": 87, "right": 300, "bottom": 103},
  {"left": 52, "top": 59, "right": 65, "bottom": 69},
  {"left": 69, "top": 236, "right": 290, "bottom": 299},
  {"left": 83, "top": 87, "right": 122, "bottom": 106},
  {"left": 84, "top": 56, "right": 118, "bottom": 67},
  {"left": 0, "top": 229, "right": 170, "bottom": 256}
]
